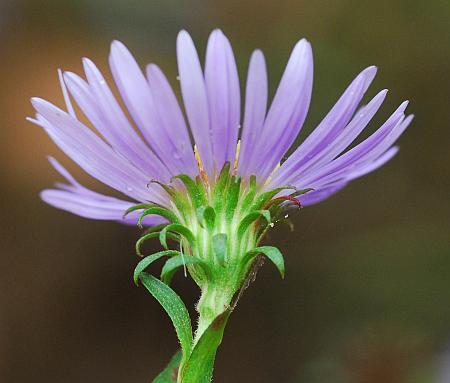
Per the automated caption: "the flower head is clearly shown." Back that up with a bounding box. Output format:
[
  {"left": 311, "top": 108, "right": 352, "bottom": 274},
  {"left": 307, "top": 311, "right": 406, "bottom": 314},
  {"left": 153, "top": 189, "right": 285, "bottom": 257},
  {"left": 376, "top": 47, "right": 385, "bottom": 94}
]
[
  {"left": 31, "top": 30, "right": 411, "bottom": 226},
  {"left": 31, "top": 28, "right": 411, "bottom": 314}
]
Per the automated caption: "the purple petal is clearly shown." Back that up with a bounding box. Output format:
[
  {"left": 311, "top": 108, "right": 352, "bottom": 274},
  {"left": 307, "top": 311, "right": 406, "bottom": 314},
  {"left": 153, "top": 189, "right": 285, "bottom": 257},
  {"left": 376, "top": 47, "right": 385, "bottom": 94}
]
[
  {"left": 301, "top": 101, "right": 408, "bottom": 188},
  {"left": 299, "top": 181, "right": 347, "bottom": 206},
  {"left": 204, "top": 29, "right": 241, "bottom": 168},
  {"left": 109, "top": 41, "right": 191, "bottom": 176},
  {"left": 271, "top": 66, "right": 377, "bottom": 187},
  {"left": 238, "top": 49, "right": 268, "bottom": 176},
  {"left": 42, "top": 158, "right": 165, "bottom": 225},
  {"left": 246, "top": 39, "right": 313, "bottom": 181},
  {"left": 30, "top": 98, "right": 168, "bottom": 205},
  {"left": 41, "top": 189, "right": 165, "bottom": 226},
  {"left": 64, "top": 69, "right": 163, "bottom": 176},
  {"left": 270, "top": 89, "right": 388, "bottom": 190},
  {"left": 177, "top": 30, "right": 214, "bottom": 176},
  {"left": 145, "top": 63, "right": 198, "bottom": 176}
]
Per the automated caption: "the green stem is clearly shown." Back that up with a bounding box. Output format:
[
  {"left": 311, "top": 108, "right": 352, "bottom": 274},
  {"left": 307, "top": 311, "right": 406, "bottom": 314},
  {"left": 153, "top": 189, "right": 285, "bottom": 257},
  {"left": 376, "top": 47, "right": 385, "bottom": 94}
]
[{"left": 195, "top": 285, "right": 234, "bottom": 343}]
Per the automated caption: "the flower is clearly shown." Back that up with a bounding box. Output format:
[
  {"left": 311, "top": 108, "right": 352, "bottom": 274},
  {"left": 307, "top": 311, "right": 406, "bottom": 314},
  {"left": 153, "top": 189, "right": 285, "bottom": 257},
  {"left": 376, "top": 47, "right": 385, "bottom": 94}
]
[{"left": 30, "top": 29, "right": 411, "bottom": 227}]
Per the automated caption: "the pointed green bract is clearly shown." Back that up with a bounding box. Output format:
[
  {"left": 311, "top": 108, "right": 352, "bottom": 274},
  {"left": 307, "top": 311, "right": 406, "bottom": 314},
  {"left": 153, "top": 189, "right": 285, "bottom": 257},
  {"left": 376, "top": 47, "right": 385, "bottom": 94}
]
[
  {"left": 161, "top": 254, "right": 206, "bottom": 285},
  {"left": 134, "top": 250, "right": 181, "bottom": 285},
  {"left": 172, "top": 174, "right": 207, "bottom": 208},
  {"left": 237, "top": 210, "right": 271, "bottom": 240},
  {"left": 159, "top": 224, "right": 195, "bottom": 250},
  {"left": 225, "top": 176, "right": 241, "bottom": 221},
  {"left": 138, "top": 206, "right": 179, "bottom": 228},
  {"left": 136, "top": 231, "right": 179, "bottom": 257},
  {"left": 243, "top": 246, "right": 285, "bottom": 279},
  {"left": 212, "top": 233, "right": 227, "bottom": 265},
  {"left": 139, "top": 272, "right": 193, "bottom": 359},
  {"left": 196, "top": 206, "right": 216, "bottom": 231}
]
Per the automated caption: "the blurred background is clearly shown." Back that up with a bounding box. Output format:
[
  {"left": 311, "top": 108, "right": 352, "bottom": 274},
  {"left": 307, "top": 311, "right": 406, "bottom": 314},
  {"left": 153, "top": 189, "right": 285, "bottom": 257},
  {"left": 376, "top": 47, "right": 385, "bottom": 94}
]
[{"left": 1, "top": 0, "right": 449, "bottom": 382}]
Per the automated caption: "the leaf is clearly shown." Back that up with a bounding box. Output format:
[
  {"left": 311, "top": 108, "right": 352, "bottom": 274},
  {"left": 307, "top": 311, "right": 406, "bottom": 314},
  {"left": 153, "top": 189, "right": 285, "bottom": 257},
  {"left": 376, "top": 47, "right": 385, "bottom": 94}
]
[
  {"left": 196, "top": 206, "right": 216, "bottom": 230},
  {"left": 152, "top": 350, "right": 182, "bottom": 383},
  {"left": 212, "top": 233, "right": 227, "bottom": 265},
  {"left": 243, "top": 246, "right": 285, "bottom": 279},
  {"left": 180, "top": 309, "right": 231, "bottom": 383},
  {"left": 160, "top": 224, "right": 195, "bottom": 250},
  {"left": 138, "top": 206, "right": 179, "bottom": 228},
  {"left": 237, "top": 210, "right": 271, "bottom": 239},
  {"left": 139, "top": 272, "right": 193, "bottom": 358},
  {"left": 161, "top": 254, "right": 205, "bottom": 285},
  {"left": 134, "top": 250, "right": 181, "bottom": 285}
]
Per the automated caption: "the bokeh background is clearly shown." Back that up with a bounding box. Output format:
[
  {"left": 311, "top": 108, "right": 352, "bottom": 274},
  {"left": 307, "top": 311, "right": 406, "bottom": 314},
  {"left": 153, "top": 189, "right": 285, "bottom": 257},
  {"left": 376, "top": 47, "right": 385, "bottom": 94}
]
[{"left": 1, "top": 0, "right": 449, "bottom": 382}]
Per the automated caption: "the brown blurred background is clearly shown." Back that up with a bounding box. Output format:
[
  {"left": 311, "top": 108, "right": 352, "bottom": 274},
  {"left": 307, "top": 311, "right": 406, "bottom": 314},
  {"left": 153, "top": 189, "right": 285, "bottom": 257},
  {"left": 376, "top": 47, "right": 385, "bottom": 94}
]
[{"left": 1, "top": 0, "right": 449, "bottom": 382}]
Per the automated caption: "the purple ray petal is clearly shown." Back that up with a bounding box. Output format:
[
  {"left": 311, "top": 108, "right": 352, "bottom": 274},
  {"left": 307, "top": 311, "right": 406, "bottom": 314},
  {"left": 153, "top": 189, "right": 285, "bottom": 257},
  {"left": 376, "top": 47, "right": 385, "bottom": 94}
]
[
  {"left": 205, "top": 29, "right": 241, "bottom": 168},
  {"left": 177, "top": 30, "right": 214, "bottom": 176},
  {"left": 271, "top": 66, "right": 377, "bottom": 187},
  {"left": 109, "top": 41, "right": 192, "bottom": 176},
  {"left": 300, "top": 101, "right": 408, "bottom": 188},
  {"left": 41, "top": 188, "right": 165, "bottom": 225},
  {"left": 246, "top": 39, "right": 313, "bottom": 181},
  {"left": 30, "top": 99, "right": 168, "bottom": 205},
  {"left": 64, "top": 70, "right": 163, "bottom": 176},
  {"left": 44, "top": 157, "right": 165, "bottom": 226},
  {"left": 238, "top": 49, "right": 268, "bottom": 177},
  {"left": 298, "top": 181, "right": 347, "bottom": 206},
  {"left": 145, "top": 63, "right": 198, "bottom": 176}
]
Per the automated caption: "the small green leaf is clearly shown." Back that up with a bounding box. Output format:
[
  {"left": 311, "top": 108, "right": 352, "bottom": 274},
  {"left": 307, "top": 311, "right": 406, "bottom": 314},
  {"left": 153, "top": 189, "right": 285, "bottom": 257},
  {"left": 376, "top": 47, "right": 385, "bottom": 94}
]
[
  {"left": 134, "top": 250, "right": 181, "bottom": 285},
  {"left": 161, "top": 254, "right": 205, "bottom": 285},
  {"left": 180, "top": 309, "right": 231, "bottom": 383},
  {"left": 160, "top": 224, "right": 195, "bottom": 250},
  {"left": 243, "top": 246, "right": 285, "bottom": 279},
  {"left": 237, "top": 210, "right": 271, "bottom": 239},
  {"left": 212, "top": 233, "right": 227, "bottom": 265},
  {"left": 136, "top": 231, "right": 179, "bottom": 257},
  {"left": 196, "top": 206, "right": 216, "bottom": 230},
  {"left": 152, "top": 350, "right": 182, "bottom": 383},
  {"left": 139, "top": 272, "right": 193, "bottom": 358},
  {"left": 138, "top": 207, "right": 179, "bottom": 228}
]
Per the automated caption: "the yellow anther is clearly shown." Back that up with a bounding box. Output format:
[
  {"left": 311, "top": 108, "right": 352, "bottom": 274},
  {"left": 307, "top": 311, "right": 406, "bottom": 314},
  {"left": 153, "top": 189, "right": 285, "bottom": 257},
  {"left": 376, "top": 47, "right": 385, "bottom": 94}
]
[
  {"left": 194, "top": 144, "right": 209, "bottom": 185},
  {"left": 232, "top": 140, "right": 241, "bottom": 176},
  {"left": 264, "top": 162, "right": 281, "bottom": 187}
]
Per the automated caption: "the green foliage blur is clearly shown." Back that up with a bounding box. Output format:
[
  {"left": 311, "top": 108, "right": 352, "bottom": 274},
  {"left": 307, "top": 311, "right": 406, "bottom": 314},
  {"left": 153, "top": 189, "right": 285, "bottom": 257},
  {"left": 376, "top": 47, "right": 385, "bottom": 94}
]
[{"left": 0, "top": 1, "right": 448, "bottom": 382}]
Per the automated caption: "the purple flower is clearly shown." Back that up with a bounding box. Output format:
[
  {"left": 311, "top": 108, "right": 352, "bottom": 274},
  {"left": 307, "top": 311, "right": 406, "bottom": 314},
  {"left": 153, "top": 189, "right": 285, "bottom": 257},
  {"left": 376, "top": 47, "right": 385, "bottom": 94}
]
[{"left": 30, "top": 29, "right": 412, "bottom": 226}]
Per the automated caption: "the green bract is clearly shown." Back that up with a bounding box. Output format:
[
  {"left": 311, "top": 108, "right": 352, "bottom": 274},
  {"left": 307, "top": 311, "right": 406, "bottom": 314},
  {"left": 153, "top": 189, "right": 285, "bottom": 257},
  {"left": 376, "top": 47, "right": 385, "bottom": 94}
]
[{"left": 125, "top": 163, "right": 311, "bottom": 382}]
